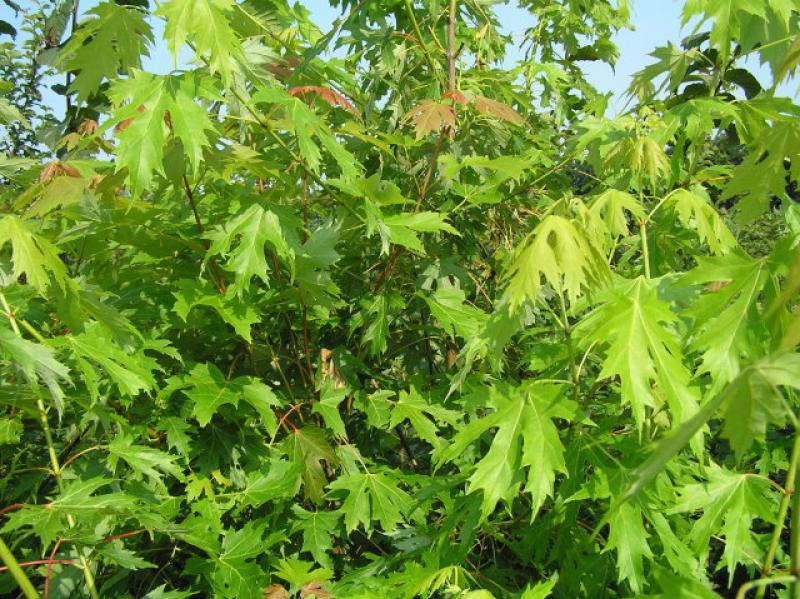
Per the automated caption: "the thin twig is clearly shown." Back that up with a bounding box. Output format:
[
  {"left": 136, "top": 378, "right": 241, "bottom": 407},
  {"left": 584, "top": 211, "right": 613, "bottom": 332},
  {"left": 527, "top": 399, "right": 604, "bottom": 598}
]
[
  {"left": 181, "top": 174, "right": 227, "bottom": 294},
  {"left": 44, "top": 538, "right": 62, "bottom": 599},
  {"left": 0, "top": 558, "right": 75, "bottom": 573}
]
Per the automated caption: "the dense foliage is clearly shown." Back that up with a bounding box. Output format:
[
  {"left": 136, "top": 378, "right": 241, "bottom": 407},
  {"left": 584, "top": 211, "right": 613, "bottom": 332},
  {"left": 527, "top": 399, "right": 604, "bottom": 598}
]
[{"left": 1, "top": 0, "right": 800, "bottom": 597}]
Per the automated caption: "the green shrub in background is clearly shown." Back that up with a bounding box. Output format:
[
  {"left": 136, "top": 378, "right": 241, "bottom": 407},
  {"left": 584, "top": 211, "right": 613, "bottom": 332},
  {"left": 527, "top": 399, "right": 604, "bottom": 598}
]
[{"left": 1, "top": 0, "right": 800, "bottom": 597}]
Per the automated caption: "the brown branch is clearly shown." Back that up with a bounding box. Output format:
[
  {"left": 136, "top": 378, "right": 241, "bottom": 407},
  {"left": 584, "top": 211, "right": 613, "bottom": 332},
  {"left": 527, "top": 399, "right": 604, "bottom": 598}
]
[
  {"left": 57, "top": 423, "right": 92, "bottom": 461},
  {"left": 0, "top": 503, "right": 24, "bottom": 518},
  {"left": 102, "top": 529, "right": 146, "bottom": 544},
  {"left": 61, "top": 446, "right": 100, "bottom": 470},
  {"left": 448, "top": 0, "right": 458, "bottom": 93},
  {"left": 44, "top": 538, "right": 63, "bottom": 598},
  {"left": 300, "top": 174, "right": 314, "bottom": 383},
  {"left": 275, "top": 403, "right": 303, "bottom": 435},
  {"left": 373, "top": 130, "right": 448, "bottom": 294},
  {"left": 0, "top": 559, "right": 75, "bottom": 573},
  {"left": 182, "top": 174, "right": 227, "bottom": 294},
  {"left": 183, "top": 174, "right": 205, "bottom": 235}
]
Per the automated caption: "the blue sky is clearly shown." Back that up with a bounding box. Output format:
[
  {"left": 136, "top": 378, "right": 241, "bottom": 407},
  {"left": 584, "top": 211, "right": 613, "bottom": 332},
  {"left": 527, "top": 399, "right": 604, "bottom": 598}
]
[
  {"left": 149, "top": 0, "right": 790, "bottom": 108},
  {"left": 299, "top": 1, "right": 690, "bottom": 107},
  {"left": 144, "top": 0, "right": 690, "bottom": 100},
  {"left": 5, "top": 0, "right": 793, "bottom": 116}
]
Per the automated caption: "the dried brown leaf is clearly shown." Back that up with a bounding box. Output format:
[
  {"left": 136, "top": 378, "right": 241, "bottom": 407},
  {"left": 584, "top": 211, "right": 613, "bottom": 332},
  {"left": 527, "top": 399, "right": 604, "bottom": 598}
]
[
  {"left": 78, "top": 119, "right": 99, "bottom": 136},
  {"left": 300, "top": 581, "right": 333, "bottom": 599},
  {"left": 263, "top": 584, "right": 290, "bottom": 599},
  {"left": 402, "top": 100, "right": 456, "bottom": 139}
]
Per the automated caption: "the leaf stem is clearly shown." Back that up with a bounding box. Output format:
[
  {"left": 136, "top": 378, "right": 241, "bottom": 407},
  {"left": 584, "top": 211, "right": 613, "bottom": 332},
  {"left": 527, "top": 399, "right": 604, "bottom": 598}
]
[
  {"left": 558, "top": 291, "right": 579, "bottom": 403},
  {"left": 403, "top": 0, "right": 438, "bottom": 76},
  {"left": 0, "top": 536, "right": 40, "bottom": 599},
  {"left": 737, "top": 576, "right": 797, "bottom": 599},
  {"left": 447, "top": 0, "right": 457, "bottom": 92},
  {"left": 758, "top": 430, "right": 800, "bottom": 598},
  {"left": 792, "top": 439, "right": 800, "bottom": 599},
  {"left": 640, "top": 217, "right": 651, "bottom": 279},
  {"left": 0, "top": 291, "right": 100, "bottom": 599}
]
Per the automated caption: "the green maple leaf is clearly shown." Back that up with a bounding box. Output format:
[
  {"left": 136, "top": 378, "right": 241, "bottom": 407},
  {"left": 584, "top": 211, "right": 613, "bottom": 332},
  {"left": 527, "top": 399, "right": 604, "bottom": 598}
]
[
  {"left": 606, "top": 134, "right": 670, "bottom": 190},
  {"left": 355, "top": 293, "right": 393, "bottom": 356},
  {"left": 108, "top": 434, "right": 183, "bottom": 488},
  {"left": 158, "top": 416, "right": 193, "bottom": 456},
  {"left": 240, "top": 461, "right": 301, "bottom": 507},
  {"left": 0, "top": 97, "right": 27, "bottom": 126},
  {"left": 272, "top": 557, "right": 332, "bottom": 589},
  {"left": 242, "top": 380, "right": 282, "bottom": 436},
  {"left": 586, "top": 189, "right": 646, "bottom": 242},
  {"left": 182, "top": 362, "right": 240, "bottom": 426},
  {"left": 0, "top": 327, "right": 70, "bottom": 411},
  {"left": 327, "top": 469, "right": 412, "bottom": 533},
  {"left": 354, "top": 389, "right": 394, "bottom": 429},
  {"left": 719, "top": 352, "right": 800, "bottom": 456},
  {"left": 664, "top": 186, "right": 736, "bottom": 255},
  {"left": 681, "top": 251, "right": 771, "bottom": 388},
  {"left": 28, "top": 175, "right": 88, "bottom": 218},
  {"left": 670, "top": 464, "right": 775, "bottom": 583},
  {"left": 505, "top": 214, "right": 608, "bottom": 310},
  {"left": 291, "top": 506, "right": 341, "bottom": 568},
  {"left": 157, "top": 0, "right": 241, "bottom": 84},
  {"left": 723, "top": 120, "right": 800, "bottom": 221},
  {"left": 142, "top": 585, "right": 194, "bottom": 599},
  {"left": 173, "top": 279, "right": 260, "bottom": 341},
  {"left": 520, "top": 576, "right": 558, "bottom": 599},
  {"left": 205, "top": 204, "right": 293, "bottom": 293},
  {"left": 4, "top": 478, "right": 139, "bottom": 548},
  {"left": 253, "top": 87, "right": 363, "bottom": 179},
  {"left": 682, "top": 0, "right": 766, "bottom": 62},
  {"left": 388, "top": 387, "right": 460, "bottom": 449},
  {"left": 0, "top": 417, "right": 22, "bottom": 444},
  {"left": 60, "top": 1, "right": 153, "bottom": 101},
  {"left": 205, "top": 522, "right": 268, "bottom": 599},
  {"left": 108, "top": 71, "right": 218, "bottom": 196},
  {"left": 382, "top": 211, "right": 459, "bottom": 255},
  {"left": 176, "top": 361, "right": 282, "bottom": 429},
  {"left": 0, "top": 215, "right": 69, "bottom": 292},
  {"left": 284, "top": 425, "right": 338, "bottom": 504},
  {"left": 66, "top": 323, "right": 159, "bottom": 400},
  {"left": 97, "top": 541, "right": 156, "bottom": 570},
  {"left": 295, "top": 223, "right": 342, "bottom": 309},
  {"left": 604, "top": 502, "right": 653, "bottom": 594},
  {"left": 630, "top": 43, "right": 702, "bottom": 98},
  {"left": 424, "top": 285, "right": 488, "bottom": 339},
  {"left": 312, "top": 383, "right": 348, "bottom": 438},
  {"left": 437, "top": 384, "right": 567, "bottom": 517},
  {"left": 578, "top": 277, "right": 699, "bottom": 430},
  {"left": 626, "top": 353, "right": 800, "bottom": 500}
]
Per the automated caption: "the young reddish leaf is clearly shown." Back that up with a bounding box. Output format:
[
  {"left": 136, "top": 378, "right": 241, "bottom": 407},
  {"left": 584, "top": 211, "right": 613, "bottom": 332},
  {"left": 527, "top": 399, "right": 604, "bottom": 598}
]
[
  {"left": 38, "top": 161, "right": 81, "bottom": 182},
  {"left": 288, "top": 86, "right": 359, "bottom": 117},
  {"left": 472, "top": 95, "right": 524, "bottom": 125},
  {"left": 264, "top": 56, "right": 303, "bottom": 80},
  {"left": 442, "top": 90, "right": 468, "bottom": 106}
]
